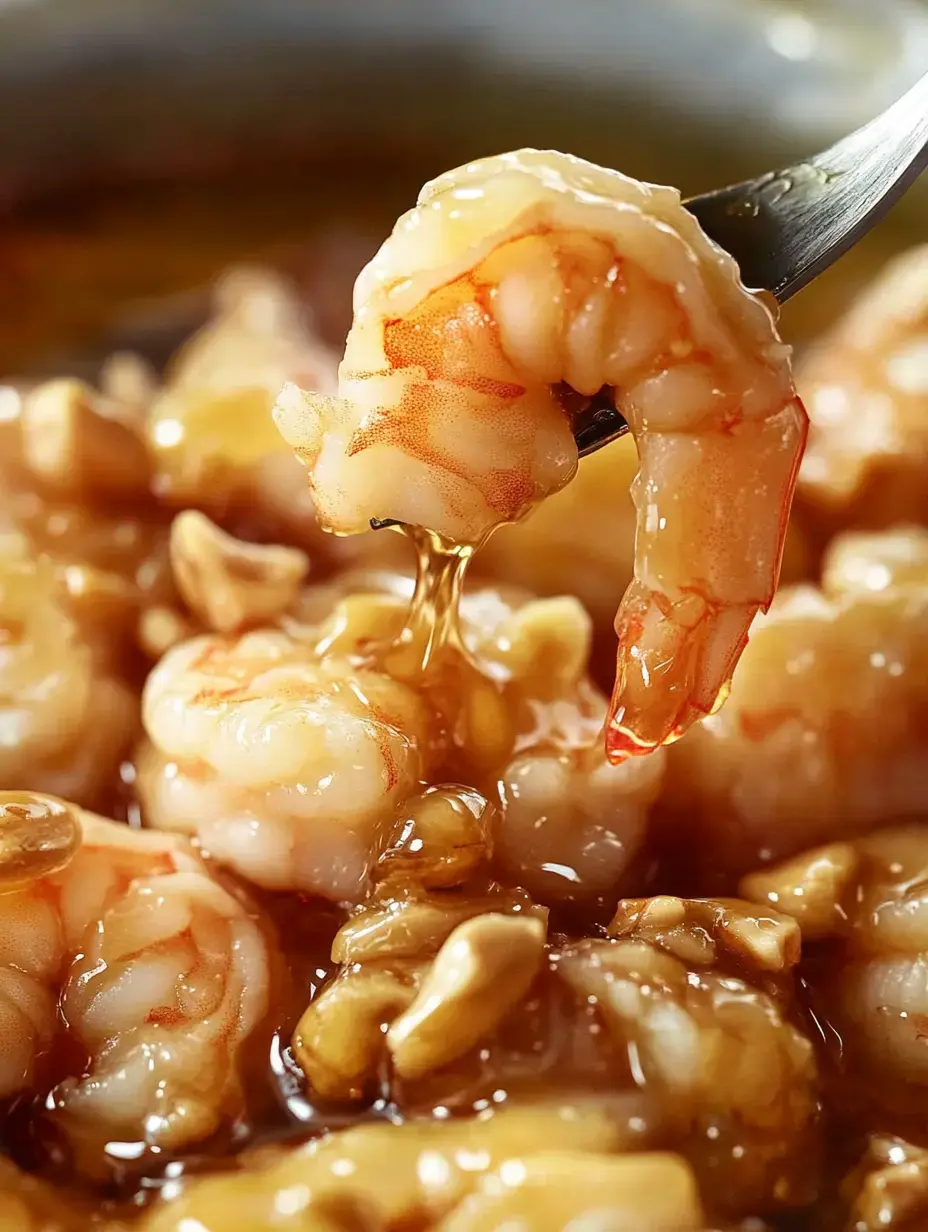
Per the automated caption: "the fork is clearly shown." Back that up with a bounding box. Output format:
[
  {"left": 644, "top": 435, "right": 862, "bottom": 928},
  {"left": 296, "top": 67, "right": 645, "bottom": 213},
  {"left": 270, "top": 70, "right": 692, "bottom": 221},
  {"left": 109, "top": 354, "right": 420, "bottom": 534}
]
[{"left": 574, "top": 69, "right": 928, "bottom": 459}]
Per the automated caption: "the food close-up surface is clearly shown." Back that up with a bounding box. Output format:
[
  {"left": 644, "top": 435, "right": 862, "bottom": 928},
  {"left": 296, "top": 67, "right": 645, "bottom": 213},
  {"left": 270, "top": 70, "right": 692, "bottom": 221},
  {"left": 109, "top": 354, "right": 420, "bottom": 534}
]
[{"left": 1, "top": 2, "right": 928, "bottom": 1229}]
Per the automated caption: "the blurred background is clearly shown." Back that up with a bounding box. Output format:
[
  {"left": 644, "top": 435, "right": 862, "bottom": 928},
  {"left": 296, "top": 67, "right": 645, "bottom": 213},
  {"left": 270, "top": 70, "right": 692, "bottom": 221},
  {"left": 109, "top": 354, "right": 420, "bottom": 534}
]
[{"left": 0, "top": 0, "right": 926, "bottom": 377}]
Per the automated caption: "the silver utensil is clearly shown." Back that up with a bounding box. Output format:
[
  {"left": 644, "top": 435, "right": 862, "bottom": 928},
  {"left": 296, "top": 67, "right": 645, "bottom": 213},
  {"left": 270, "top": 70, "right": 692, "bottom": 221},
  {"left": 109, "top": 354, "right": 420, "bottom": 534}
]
[{"left": 574, "top": 69, "right": 928, "bottom": 459}]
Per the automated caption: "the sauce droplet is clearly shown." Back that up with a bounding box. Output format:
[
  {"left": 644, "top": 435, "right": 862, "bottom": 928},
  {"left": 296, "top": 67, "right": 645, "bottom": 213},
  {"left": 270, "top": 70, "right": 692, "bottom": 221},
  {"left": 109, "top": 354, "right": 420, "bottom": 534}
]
[{"left": 0, "top": 792, "right": 82, "bottom": 889}]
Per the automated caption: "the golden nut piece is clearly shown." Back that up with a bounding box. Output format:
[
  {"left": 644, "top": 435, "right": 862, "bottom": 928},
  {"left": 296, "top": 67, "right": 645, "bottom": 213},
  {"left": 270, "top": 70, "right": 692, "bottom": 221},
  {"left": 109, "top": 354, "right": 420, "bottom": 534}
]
[
  {"left": 292, "top": 966, "right": 418, "bottom": 1102},
  {"left": 169, "top": 509, "right": 309, "bottom": 633},
  {"left": 20, "top": 378, "right": 151, "bottom": 500},
  {"left": 608, "top": 895, "right": 802, "bottom": 973},
  {"left": 740, "top": 843, "right": 860, "bottom": 941},
  {"left": 375, "top": 785, "right": 494, "bottom": 890},
  {"left": 844, "top": 1135, "right": 928, "bottom": 1232},
  {"left": 386, "top": 912, "right": 547, "bottom": 1080}
]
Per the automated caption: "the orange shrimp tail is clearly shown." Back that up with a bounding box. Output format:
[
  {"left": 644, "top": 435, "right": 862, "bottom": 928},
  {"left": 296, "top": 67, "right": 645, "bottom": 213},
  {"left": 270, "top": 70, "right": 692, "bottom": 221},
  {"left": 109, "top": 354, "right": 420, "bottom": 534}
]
[{"left": 605, "top": 581, "right": 753, "bottom": 764}]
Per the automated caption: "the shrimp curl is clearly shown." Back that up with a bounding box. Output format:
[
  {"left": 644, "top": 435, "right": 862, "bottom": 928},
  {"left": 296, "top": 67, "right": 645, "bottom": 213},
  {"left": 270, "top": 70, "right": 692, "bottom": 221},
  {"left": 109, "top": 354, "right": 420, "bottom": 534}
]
[{"left": 275, "top": 150, "right": 808, "bottom": 759}]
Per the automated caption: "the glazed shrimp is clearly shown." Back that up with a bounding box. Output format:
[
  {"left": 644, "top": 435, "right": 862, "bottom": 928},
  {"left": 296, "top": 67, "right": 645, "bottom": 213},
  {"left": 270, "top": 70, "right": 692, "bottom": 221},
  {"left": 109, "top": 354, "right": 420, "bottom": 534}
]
[
  {"left": 138, "top": 627, "right": 434, "bottom": 899},
  {"left": 138, "top": 571, "right": 664, "bottom": 904},
  {"left": 0, "top": 793, "right": 269, "bottom": 1165},
  {"left": 275, "top": 149, "right": 808, "bottom": 760},
  {"left": 0, "top": 541, "right": 136, "bottom": 807}
]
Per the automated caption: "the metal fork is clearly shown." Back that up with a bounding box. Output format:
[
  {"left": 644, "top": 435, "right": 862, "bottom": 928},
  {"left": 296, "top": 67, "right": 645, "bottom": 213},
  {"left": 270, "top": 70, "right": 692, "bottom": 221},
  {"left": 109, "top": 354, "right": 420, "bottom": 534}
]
[{"left": 574, "top": 69, "right": 928, "bottom": 459}]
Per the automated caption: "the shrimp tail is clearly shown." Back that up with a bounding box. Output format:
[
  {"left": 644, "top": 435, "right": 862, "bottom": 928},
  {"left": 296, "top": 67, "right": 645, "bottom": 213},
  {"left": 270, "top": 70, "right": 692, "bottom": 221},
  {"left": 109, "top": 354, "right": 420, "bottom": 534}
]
[
  {"left": 606, "top": 581, "right": 750, "bottom": 760},
  {"left": 606, "top": 391, "right": 808, "bottom": 762}
]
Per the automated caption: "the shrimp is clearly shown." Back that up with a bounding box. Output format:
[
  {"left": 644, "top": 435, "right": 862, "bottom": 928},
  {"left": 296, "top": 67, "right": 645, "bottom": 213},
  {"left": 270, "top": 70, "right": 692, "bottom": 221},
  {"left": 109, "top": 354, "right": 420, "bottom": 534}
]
[
  {"left": 137, "top": 568, "right": 663, "bottom": 903},
  {"left": 274, "top": 149, "right": 808, "bottom": 760},
  {"left": 138, "top": 625, "right": 435, "bottom": 900},
  {"left": 475, "top": 433, "right": 811, "bottom": 690},
  {"left": 0, "top": 792, "right": 269, "bottom": 1167},
  {"left": 797, "top": 244, "right": 928, "bottom": 532},
  {"left": 0, "top": 540, "right": 136, "bottom": 808},
  {"left": 662, "top": 526, "right": 928, "bottom": 886},
  {"left": 743, "top": 826, "right": 928, "bottom": 1124}
]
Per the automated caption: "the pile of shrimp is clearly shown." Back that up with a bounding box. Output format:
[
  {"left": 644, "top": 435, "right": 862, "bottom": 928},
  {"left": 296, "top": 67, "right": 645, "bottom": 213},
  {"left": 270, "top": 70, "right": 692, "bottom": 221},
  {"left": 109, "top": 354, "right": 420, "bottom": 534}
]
[
  {"left": 136, "top": 556, "right": 662, "bottom": 905},
  {"left": 133, "top": 887, "right": 818, "bottom": 1228},
  {"left": 3, "top": 144, "right": 928, "bottom": 1232}
]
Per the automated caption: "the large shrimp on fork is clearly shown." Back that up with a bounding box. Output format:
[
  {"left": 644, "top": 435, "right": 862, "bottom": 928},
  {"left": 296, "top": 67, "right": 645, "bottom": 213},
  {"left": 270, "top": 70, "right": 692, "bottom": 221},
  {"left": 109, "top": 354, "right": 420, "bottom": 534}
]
[{"left": 275, "top": 150, "right": 808, "bottom": 760}]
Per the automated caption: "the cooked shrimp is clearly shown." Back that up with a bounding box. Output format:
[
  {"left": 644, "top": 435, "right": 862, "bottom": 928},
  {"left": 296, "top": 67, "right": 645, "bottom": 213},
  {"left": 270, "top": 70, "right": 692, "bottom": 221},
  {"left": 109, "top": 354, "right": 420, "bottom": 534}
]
[
  {"left": 797, "top": 244, "right": 928, "bottom": 532},
  {"left": 138, "top": 625, "right": 435, "bottom": 899},
  {"left": 662, "top": 526, "right": 928, "bottom": 885},
  {"left": 742, "top": 826, "right": 928, "bottom": 1125},
  {"left": 275, "top": 149, "right": 808, "bottom": 760},
  {"left": 138, "top": 570, "right": 663, "bottom": 903},
  {"left": 476, "top": 434, "right": 811, "bottom": 691},
  {"left": 0, "top": 541, "right": 136, "bottom": 808},
  {"left": 0, "top": 793, "right": 269, "bottom": 1167}
]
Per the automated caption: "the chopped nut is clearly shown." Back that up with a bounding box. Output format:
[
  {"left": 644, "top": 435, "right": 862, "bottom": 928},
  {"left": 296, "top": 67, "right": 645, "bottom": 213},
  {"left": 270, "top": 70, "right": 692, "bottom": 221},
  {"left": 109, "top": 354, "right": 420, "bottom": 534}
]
[
  {"left": 844, "top": 1136, "right": 928, "bottom": 1231},
  {"left": 387, "top": 913, "right": 547, "bottom": 1080},
  {"left": 170, "top": 510, "right": 309, "bottom": 633},
  {"left": 375, "top": 786, "right": 493, "bottom": 889},
  {"left": 332, "top": 891, "right": 546, "bottom": 965},
  {"left": 608, "top": 896, "right": 801, "bottom": 973},
  {"left": 739, "top": 843, "right": 859, "bottom": 941},
  {"left": 20, "top": 378, "right": 151, "bottom": 499},
  {"left": 455, "top": 674, "right": 516, "bottom": 772},
  {"left": 436, "top": 1150, "right": 705, "bottom": 1232},
  {"left": 473, "top": 595, "right": 592, "bottom": 695},
  {"left": 293, "top": 967, "right": 418, "bottom": 1101}
]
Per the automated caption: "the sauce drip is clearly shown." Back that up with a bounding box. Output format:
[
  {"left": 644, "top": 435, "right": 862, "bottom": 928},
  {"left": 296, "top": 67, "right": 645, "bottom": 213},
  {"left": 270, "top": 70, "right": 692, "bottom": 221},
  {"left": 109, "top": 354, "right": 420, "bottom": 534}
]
[{"left": 383, "top": 526, "right": 477, "bottom": 680}]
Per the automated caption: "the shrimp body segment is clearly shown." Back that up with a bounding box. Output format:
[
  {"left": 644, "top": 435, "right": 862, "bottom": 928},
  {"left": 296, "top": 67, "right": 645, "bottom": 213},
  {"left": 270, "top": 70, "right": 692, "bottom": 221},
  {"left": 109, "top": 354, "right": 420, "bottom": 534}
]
[{"left": 275, "top": 149, "right": 808, "bottom": 759}]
